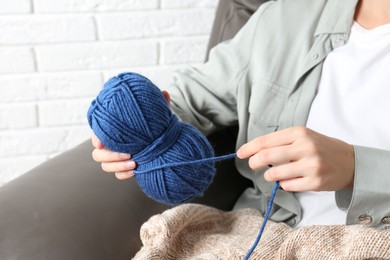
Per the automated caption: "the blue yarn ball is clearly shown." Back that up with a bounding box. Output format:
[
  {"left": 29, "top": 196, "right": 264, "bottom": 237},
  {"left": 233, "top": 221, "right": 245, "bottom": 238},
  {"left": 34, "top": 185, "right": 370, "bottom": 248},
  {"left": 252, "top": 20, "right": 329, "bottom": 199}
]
[{"left": 87, "top": 72, "right": 216, "bottom": 205}]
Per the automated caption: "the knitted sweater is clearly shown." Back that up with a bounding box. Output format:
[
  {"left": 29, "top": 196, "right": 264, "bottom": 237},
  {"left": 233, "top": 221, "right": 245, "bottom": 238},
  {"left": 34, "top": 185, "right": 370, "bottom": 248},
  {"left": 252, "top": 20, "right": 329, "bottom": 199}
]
[{"left": 134, "top": 204, "right": 390, "bottom": 259}]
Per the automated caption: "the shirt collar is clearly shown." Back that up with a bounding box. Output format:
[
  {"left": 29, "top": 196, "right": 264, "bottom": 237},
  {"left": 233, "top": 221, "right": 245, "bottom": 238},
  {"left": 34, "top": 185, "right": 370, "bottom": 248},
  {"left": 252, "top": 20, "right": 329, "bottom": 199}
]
[{"left": 314, "top": 0, "right": 359, "bottom": 37}]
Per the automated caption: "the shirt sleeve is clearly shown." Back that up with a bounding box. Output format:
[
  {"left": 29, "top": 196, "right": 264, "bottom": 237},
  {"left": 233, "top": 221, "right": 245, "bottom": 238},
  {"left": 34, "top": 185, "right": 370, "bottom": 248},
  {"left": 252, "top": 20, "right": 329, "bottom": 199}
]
[
  {"left": 336, "top": 145, "right": 390, "bottom": 226},
  {"left": 166, "top": 2, "right": 274, "bottom": 136}
]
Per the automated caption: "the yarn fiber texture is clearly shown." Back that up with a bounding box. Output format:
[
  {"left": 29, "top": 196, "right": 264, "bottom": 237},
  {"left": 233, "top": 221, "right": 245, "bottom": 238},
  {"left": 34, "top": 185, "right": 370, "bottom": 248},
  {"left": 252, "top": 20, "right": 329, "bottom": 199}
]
[{"left": 87, "top": 72, "right": 216, "bottom": 205}]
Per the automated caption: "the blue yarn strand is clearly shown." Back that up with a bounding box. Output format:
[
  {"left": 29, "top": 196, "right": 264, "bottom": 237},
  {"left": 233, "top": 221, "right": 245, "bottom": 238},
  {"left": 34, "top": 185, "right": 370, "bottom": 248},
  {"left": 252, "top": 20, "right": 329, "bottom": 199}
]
[
  {"left": 244, "top": 180, "right": 280, "bottom": 260},
  {"left": 134, "top": 153, "right": 236, "bottom": 174}
]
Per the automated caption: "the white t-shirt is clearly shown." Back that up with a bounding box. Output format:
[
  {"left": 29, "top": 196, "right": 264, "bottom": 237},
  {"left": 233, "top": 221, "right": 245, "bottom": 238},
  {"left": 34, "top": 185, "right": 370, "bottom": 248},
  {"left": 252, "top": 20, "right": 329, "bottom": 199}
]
[{"left": 295, "top": 22, "right": 390, "bottom": 228}]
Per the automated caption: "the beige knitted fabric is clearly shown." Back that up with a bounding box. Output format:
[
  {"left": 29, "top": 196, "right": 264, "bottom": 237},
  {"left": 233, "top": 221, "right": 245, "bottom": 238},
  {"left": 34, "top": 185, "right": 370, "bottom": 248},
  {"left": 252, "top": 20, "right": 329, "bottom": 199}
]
[{"left": 134, "top": 204, "right": 390, "bottom": 260}]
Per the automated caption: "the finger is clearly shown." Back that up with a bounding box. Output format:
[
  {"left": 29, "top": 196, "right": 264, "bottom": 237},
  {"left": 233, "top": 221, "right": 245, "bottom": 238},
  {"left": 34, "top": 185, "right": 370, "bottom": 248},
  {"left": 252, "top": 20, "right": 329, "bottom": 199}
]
[
  {"left": 92, "top": 148, "right": 131, "bottom": 162},
  {"left": 101, "top": 160, "right": 136, "bottom": 173},
  {"left": 279, "top": 177, "right": 313, "bottom": 192},
  {"left": 115, "top": 171, "right": 135, "bottom": 180},
  {"left": 162, "top": 90, "right": 170, "bottom": 105},
  {"left": 237, "top": 127, "right": 304, "bottom": 159},
  {"left": 247, "top": 145, "right": 297, "bottom": 171},
  {"left": 263, "top": 161, "right": 303, "bottom": 182},
  {"left": 91, "top": 134, "right": 104, "bottom": 149}
]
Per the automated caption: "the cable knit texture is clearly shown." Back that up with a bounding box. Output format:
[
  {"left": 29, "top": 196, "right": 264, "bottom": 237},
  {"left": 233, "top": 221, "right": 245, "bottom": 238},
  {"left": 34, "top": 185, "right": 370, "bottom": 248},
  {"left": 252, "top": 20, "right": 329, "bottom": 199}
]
[{"left": 134, "top": 204, "right": 390, "bottom": 259}]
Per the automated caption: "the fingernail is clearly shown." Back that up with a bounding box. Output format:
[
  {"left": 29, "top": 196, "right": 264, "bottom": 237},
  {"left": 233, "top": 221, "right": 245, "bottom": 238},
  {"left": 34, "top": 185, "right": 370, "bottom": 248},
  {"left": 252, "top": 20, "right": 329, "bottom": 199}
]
[
  {"left": 127, "top": 171, "right": 135, "bottom": 177},
  {"left": 236, "top": 149, "right": 242, "bottom": 158},
  {"left": 119, "top": 153, "right": 131, "bottom": 159},
  {"left": 125, "top": 161, "right": 136, "bottom": 169}
]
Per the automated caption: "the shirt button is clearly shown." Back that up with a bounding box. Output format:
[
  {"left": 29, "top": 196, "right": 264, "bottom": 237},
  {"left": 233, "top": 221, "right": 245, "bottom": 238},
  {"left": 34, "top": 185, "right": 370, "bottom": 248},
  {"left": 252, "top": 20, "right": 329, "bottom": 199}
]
[
  {"left": 312, "top": 53, "right": 319, "bottom": 60},
  {"left": 381, "top": 216, "right": 390, "bottom": 224},
  {"left": 358, "top": 214, "right": 372, "bottom": 224}
]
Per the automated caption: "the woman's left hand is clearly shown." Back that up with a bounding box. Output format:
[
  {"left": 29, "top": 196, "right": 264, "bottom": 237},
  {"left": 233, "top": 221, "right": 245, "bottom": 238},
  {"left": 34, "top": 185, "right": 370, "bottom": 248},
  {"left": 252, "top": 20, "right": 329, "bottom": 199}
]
[{"left": 237, "top": 126, "right": 355, "bottom": 192}]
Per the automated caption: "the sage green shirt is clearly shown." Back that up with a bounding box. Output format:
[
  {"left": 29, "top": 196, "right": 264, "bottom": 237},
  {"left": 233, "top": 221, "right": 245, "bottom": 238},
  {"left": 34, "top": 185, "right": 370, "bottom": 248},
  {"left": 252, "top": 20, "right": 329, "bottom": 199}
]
[{"left": 167, "top": 0, "right": 390, "bottom": 226}]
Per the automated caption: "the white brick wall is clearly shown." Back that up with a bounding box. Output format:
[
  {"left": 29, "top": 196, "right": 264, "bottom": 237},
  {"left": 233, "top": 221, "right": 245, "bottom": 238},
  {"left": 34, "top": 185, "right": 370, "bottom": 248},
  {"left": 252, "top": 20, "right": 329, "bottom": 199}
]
[{"left": 0, "top": 0, "right": 217, "bottom": 186}]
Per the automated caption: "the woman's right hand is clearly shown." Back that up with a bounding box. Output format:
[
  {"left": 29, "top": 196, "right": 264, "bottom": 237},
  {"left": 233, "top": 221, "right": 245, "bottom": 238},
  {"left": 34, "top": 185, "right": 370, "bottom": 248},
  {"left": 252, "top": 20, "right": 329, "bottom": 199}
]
[{"left": 91, "top": 134, "right": 136, "bottom": 180}]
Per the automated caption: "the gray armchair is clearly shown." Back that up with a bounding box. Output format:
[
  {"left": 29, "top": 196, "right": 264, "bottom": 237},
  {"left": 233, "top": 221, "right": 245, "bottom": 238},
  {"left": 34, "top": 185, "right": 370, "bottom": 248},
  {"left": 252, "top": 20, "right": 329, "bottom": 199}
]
[{"left": 0, "top": 1, "right": 266, "bottom": 259}]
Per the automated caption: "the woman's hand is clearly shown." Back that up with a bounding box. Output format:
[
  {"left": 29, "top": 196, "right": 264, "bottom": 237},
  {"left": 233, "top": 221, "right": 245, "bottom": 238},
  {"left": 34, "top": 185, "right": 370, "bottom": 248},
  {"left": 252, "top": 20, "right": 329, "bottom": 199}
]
[
  {"left": 91, "top": 134, "right": 135, "bottom": 180},
  {"left": 162, "top": 90, "right": 170, "bottom": 105},
  {"left": 237, "top": 126, "right": 355, "bottom": 192}
]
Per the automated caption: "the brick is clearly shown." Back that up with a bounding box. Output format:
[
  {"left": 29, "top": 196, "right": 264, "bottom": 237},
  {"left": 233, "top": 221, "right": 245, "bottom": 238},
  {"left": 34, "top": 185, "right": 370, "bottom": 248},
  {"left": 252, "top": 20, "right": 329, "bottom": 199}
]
[
  {"left": 0, "top": 126, "right": 92, "bottom": 157},
  {"left": 0, "top": 129, "right": 64, "bottom": 157},
  {"left": 0, "top": 16, "right": 96, "bottom": 44},
  {"left": 35, "top": 41, "right": 158, "bottom": 71},
  {"left": 160, "top": 36, "right": 209, "bottom": 64},
  {"left": 97, "top": 9, "right": 215, "bottom": 40},
  {"left": 103, "top": 64, "right": 185, "bottom": 90},
  {"left": 0, "top": 155, "right": 47, "bottom": 186},
  {"left": 0, "top": 0, "right": 31, "bottom": 14},
  {"left": 34, "top": 0, "right": 159, "bottom": 13},
  {"left": 39, "top": 98, "right": 93, "bottom": 127},
  {"left": 161, "top": 0, "right": 218, "bottom": 9},
  {"left": 0, "top": 47, "right": 35, "bottom": 74},
  {"left": 58, "top": 126, "right": 92, "bottom": 152},
  {"left": 0, "top": 103, "right": 37, "bottom": 129},
  {"left": 0, "top": 72, "right": 103, "bottom": 102}
]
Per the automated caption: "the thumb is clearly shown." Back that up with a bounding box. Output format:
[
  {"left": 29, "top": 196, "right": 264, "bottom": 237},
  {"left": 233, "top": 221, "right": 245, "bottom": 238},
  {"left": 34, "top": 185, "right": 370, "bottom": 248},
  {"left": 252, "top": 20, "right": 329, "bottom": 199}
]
[
  {"left": 162, "top": 90, "right": 170, "bottom": 106},
  {"left": 91, "top": 133, "right": 104, "bottom": 149}
]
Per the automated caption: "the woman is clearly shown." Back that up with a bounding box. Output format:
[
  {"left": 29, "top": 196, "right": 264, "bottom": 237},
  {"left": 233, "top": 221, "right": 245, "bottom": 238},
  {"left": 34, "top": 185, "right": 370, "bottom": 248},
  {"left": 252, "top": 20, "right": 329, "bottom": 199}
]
[{"left": 92, "top": 0, "right": 390, "bottom": 228}]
